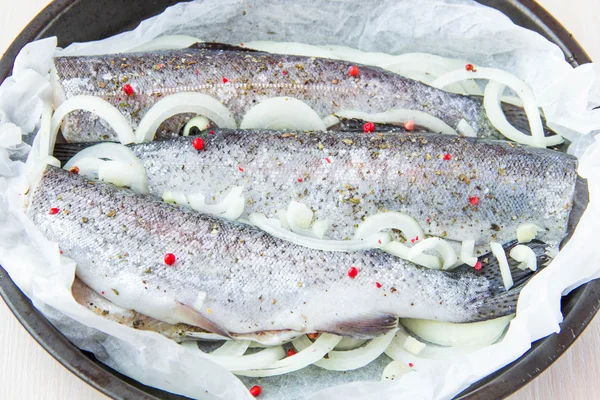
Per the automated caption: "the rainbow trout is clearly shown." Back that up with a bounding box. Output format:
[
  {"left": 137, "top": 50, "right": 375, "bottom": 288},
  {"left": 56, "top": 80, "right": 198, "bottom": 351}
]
[
  {"left": 51, "top": 43, "right": 540, "bottom": 142},
  {"left": 27, "top": 166, "right": 549, "bottom": 342},
  {"left": 56, "top": 130, "right": 579, "bottom": 249}
]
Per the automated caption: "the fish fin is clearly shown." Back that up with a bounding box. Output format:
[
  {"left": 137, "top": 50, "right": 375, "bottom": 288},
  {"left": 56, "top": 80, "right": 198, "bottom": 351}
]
[
  {"left": 461, "top": 240, "right": 551, "bottom": 320},
  {"left": 52, "top": 142, "right": 104, "bottom": 164},
  {"left": 187, "top": 42, "right": 259, "bottom": 53},
  {"left": 174, "top": 302, "right": 232, "bottom": 339},
  {"left": 320, "top": 314, "right": 398, "bottom": 340}
]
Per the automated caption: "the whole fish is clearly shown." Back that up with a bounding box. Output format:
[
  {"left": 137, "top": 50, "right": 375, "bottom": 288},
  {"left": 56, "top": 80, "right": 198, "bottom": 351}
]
[
  {"left": 28, "top": 166, "right": 549, "bottom": 342},
  {"left": 57, "top": 130, "right": 579, "bottom": 249},
  {"left": 52, "top": 43, "right": 541, "bottom": 142}
]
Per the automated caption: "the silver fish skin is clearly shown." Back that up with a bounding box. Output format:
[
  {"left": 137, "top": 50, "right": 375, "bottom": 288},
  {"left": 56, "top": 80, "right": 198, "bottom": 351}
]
[
  {"left": 72, "top": 277, "right": 300, "bottom": 345},
  {"left": 53, "top": 44, "right": 508, "bottom": 142},
  {"left": 28, "top": 166, "right": 547, "bottom": 341},
  {"left": 110, "top": 130, "right": 576, "bottom": 249}
]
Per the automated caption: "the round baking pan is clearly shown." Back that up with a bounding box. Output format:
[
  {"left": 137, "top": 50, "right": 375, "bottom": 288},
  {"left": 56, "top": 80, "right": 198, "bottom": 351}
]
[{"left": 0, "top": 1, "right": 596, "bottom": 399}]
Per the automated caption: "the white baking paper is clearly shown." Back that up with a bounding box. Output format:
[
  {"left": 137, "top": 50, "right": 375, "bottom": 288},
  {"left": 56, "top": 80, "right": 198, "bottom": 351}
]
[{"left": 1, "top": 0, "right": 600, "bottom": 399}]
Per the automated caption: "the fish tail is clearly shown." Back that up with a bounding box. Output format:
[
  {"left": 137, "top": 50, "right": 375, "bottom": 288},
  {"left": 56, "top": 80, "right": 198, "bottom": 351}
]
[{"left": 470, "top": 240, "right": 551, "bottom": 321}]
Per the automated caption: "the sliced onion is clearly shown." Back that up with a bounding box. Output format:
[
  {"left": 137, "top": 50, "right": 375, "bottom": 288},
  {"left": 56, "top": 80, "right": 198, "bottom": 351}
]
[
  {"left": 460, "top": 239, "right": 478, "bottom": 267},
  {"left": 249, "top": 212, "right": 391, "bottom": 252},
  {"left": 335, "top": 109, "right": 457, "bottom": 136},
  {"left": 183, "top": 115, "right": 211, "bottom": 136},
  {"left": 98, "top": 160, "right": 148, "bottom": 193},
  {"left": 322, "top": 115, "right": 340, "bottom": 129},
  {"left": 293, "top": 329, "right": 397, "bottom": 371},
  {"left": 353, "top": 212, "right": 424, "bottom": 243},
  {"left": 233, "top": 333, "right": 342, "bottom": 377},
  {"left": 516, "top": 223, "right": 542, "bottom": 243},
  {"left": 510, "top": 245, "right": 537, "bottom": 271},
  {"left": 402, "top": 335, "right": 426, "bottom": 355},
  {"left": 312, "top": 219, "right": 330, "bottom": 239},
  {"left": 51, "top": 95, "right": 135, "bottom": 145},
  {"left": 399, "top": 315, "right": 514, "bottom": 347},
  {"left": 484, "top": 81, "right": 563, "bottom": 147},
  {"left": 210, "top": 340, "right": 251, "bottom": 357},
  {"left": 380, "top": 241, "right": 442, "bottom": 270},
  {"left": 457, "top": 119, "right": 478, "bottom": 137},
  {"left": 287, "top": 201, "right": 315, "bottom": 237},
  {"left": 67, "top": 157, "right": 105, "bottom": 178},
  {"left": 182, "top": 342, "right": 286, "bottom": 371},
  {"left": 135, "top": 93, "right": 236, "bottom": 143},
  {"left": 334, "top": 337, "right": 368, "bottom": 351},
  {"left": 221, "top": 197, "right": 246, "bottom": 221},
  {"left": 130, "top": 35, "right": 202, "bottom": 52},
  {"left": 63, "top": 143, "right": 148, "bottom": 194},
  {"left": 162, "top": 191, "right": 188, "bottom": 207},
  {"left": 240, "top": 97, "right": 326, "bottom": 131},
  {"left": 277, "top": 209, "right": 290, "bottom": 230},
  {"left": 407, "top": 238, "right": 457, "bottom": 270},
  {"left": 187, "top": 187, "right": 244, "bottom": 215},
  {"left": 381, "top": 360, "right": 414, "bottom": 381},
  {"left": 430, "top": 68, "right": 563, "bottom": 147},
  {"left": 490, "top": 241, "right": 513, "bottom": 290}
]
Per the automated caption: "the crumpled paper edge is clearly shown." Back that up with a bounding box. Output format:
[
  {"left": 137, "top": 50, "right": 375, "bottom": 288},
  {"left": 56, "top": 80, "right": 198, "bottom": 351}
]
[{"left": 0, "top": 0, "right": 599, "bottom": 399}]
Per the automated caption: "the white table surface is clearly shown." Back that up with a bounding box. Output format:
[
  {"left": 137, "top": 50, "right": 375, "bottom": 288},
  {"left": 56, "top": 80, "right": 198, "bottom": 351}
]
[{"left": 1, "top": 0, "right": 600, "bottom": 399}]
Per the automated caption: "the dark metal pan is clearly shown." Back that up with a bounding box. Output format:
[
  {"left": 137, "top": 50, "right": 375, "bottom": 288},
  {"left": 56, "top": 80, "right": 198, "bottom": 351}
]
[{"left": 0, "top": 1, "right": 596, "bottom": 399}]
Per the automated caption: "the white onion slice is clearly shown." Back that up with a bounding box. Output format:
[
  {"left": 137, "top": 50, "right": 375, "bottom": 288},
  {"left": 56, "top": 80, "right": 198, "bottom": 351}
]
[
  {"left": 402, "top": 335, "right": 426, "bottom": 355},
  {"left": 353, "top": 212, "right": 424, "bottom": 244},
  {"left": 293, "top": 329, "right": 397, "bottom": 371},
  {"left": 333, "top": 337, "right": 368, "bottom": 351},
  {"left": 516, "top": 223, "right": 542, "bottom": 243},
  {"left": 130, "top": 35, "right": 202, "bottom": 52},
  {"left": 182, "top": 342, "right": 285, "bottom": 371},
  {"left": 430, "top": 68, "right": 563, "bottom": 147},
  {"left": 135, "top": 93, "right": 236, "bottom": 143},
  {"left": 380, "top": 241, "right": 442, "bottom": 270},
  {"left": 187, "top": 187, "right": 244, "bottom": 215},
  {"left": 63, "top": 143, "right": 148, "bottom": 194},
  {"left": 240, "top": 97, "right": 326, "bottom": 131},
  {"left": 335, "top": 109, "right": 457, "bottom": 136},
  {"left": 490, "top": 241, "right": 513, "bottom": 290},
  {"left": 484, "top": 81, "right": 563, "bottom": 147},
  {"left": 249, "top": 213, "right": 391, "bottom": 252},
  {"left": 51, "top": 95, "right": 135, "bottom": 145},
  {"left": 98, "top": 160, "right": 147, "bottom": 193},
  {"left": 312, "top": 219, "right": 330, "bottom": 239},
  {"left": 234, "top": 334, "right": 342, "bottom": 377},
  {"left": 408, "top": 238, "right": 457, "bottom": 270},
  {"left": 210, "top": 340, "right": 251, "bottom": 357},
  {"left": 287, "top": 201, "right": 315, "bottom": 237},
  {"left": 183, "top": 115, "right": 211, "bottom": 136},
  {"left": 399, "top": 315, "right": 514, "bottom": 347},
  {"left": 460, "top": 239, "right": 478, "bottom": 267},
  {"left": 457, "top": 119, "right": 478, "bottom": 137},
  {"left": 382, "top": 360, "right": 414, "bottom": 381},
  {"left": 322, "top": 115, "right": 340, "bottom": 129},
  {"left": 510, "top": 245, "right": 538, "bottom": 272}
]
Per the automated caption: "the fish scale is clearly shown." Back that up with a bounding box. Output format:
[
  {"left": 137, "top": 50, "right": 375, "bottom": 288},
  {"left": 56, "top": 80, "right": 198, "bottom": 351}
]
[
  {"left": 53, "top": 44, "right": 501, "bottom": 142},
  {"left": 123, "top": 130, "right": 578, "bottom": 249},
  {"left": 26, "top": 166, "right": 545, "bottom": 341}
]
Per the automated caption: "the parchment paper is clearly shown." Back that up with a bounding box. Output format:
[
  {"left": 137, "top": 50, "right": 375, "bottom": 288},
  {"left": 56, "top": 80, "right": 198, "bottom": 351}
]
[{"left": 1, "top": 1, "right": 600, "bottom": 399}]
